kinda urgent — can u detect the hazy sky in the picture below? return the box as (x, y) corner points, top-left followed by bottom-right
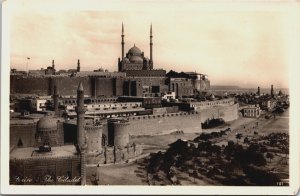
(9, 0), (300, 88)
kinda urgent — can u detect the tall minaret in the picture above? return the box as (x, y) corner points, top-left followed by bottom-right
(52, 60), (55, 69)
(77, 59), (80, 72)
(121, 23), (125, 60)
(271, 84), (274, 97)
(150, 23), (153, 68)
(257, 86), (260, 96)
(75, 82), (87, 185)
(53, 85), (59, 116)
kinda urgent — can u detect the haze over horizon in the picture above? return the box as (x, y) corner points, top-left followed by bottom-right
(8, 0), (298, 89)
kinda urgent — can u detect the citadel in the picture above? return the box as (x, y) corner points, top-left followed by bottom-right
(10, 24), (242, 185)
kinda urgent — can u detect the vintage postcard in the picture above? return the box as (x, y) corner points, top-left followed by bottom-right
(1, 0), (300, 195)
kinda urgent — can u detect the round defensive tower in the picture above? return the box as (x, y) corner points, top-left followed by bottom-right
(84, 123), (103, 153)
(113, 120), (130, 148)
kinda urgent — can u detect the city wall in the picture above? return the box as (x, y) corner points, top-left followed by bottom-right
(85, 144), (142, 165)
(126, 111), (202, 136)
(10, 77), (50, 95)
(113, 103), (239, 136)
(200, 103), (239, 122)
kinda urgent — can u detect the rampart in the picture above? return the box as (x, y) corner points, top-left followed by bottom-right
(200, 103), (239, 122)
(85, 144), (142, 165)
(126, 111), (202, 136)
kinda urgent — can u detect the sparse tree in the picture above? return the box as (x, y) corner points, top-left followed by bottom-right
(236, 134), (242, 143)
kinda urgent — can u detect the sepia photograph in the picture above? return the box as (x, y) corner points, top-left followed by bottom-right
(1, 0), (300, 195)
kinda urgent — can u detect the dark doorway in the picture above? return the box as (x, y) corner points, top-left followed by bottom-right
(63, 123), (77, 144)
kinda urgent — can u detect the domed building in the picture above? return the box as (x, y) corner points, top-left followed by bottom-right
(119, 44), (152, 71)
(118, 23), (153, 72)
(35, 113), (63, 147)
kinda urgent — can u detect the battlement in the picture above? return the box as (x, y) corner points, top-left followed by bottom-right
(84, 125), (102, 131)
(11, 155), (78, 161)
(129, 111), (200, 121)
(113, 121), (130, 127)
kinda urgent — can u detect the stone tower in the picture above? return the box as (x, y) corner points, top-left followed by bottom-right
(257, 86), (260, 96)
(150, 23), (153, 68)
(75, 81), (87, 185)
(77, 59), (80, 72)
(53, 85), (59, 116)
(121, 23), (125, 60)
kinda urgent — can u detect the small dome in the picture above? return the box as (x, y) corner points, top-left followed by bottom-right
(124, 58), (130, 63)
(128, 45), (142, 56)
(129, 56), (143, 63)
(37, 115), (58, 130)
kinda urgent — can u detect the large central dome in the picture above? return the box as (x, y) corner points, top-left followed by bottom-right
(128, 45), (142, 56)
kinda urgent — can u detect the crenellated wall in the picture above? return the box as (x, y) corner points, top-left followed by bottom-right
(200, 103), (239, 122)
(126, 111), (202, 136)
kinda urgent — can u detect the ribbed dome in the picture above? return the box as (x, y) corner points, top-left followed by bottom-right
(128, 45), (142, 56)
(37, 115), (58, 130)
(129, 55), (143, 63)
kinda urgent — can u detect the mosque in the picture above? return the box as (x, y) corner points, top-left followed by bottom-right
(118, 23), (153, 72)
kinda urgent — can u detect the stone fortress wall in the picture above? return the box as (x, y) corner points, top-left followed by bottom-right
(126, 111), (202, 136)
(108, 102), (239, 137)
(200, 103), (239, 122)
(10, 74), (210, 98)
(85, 144), (142, 165)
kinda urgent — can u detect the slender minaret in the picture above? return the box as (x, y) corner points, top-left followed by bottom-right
(52, 60), (55, 69)
(121, 23), (125, 60)
(77, 59), (80, 72)
(150, 23), (153, 68)
(75, 82), (87, 185)
(257, 86), (260, 96)
(271, 84), (274, 97)
(53, 85), (59, 116)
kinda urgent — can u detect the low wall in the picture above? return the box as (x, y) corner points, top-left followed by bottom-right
(85, 144), (143, 165)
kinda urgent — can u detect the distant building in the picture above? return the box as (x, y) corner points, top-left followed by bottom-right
(242, 105), (261, 118)
(259, 98), (277, 111)
(118, 24), (153, 72)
